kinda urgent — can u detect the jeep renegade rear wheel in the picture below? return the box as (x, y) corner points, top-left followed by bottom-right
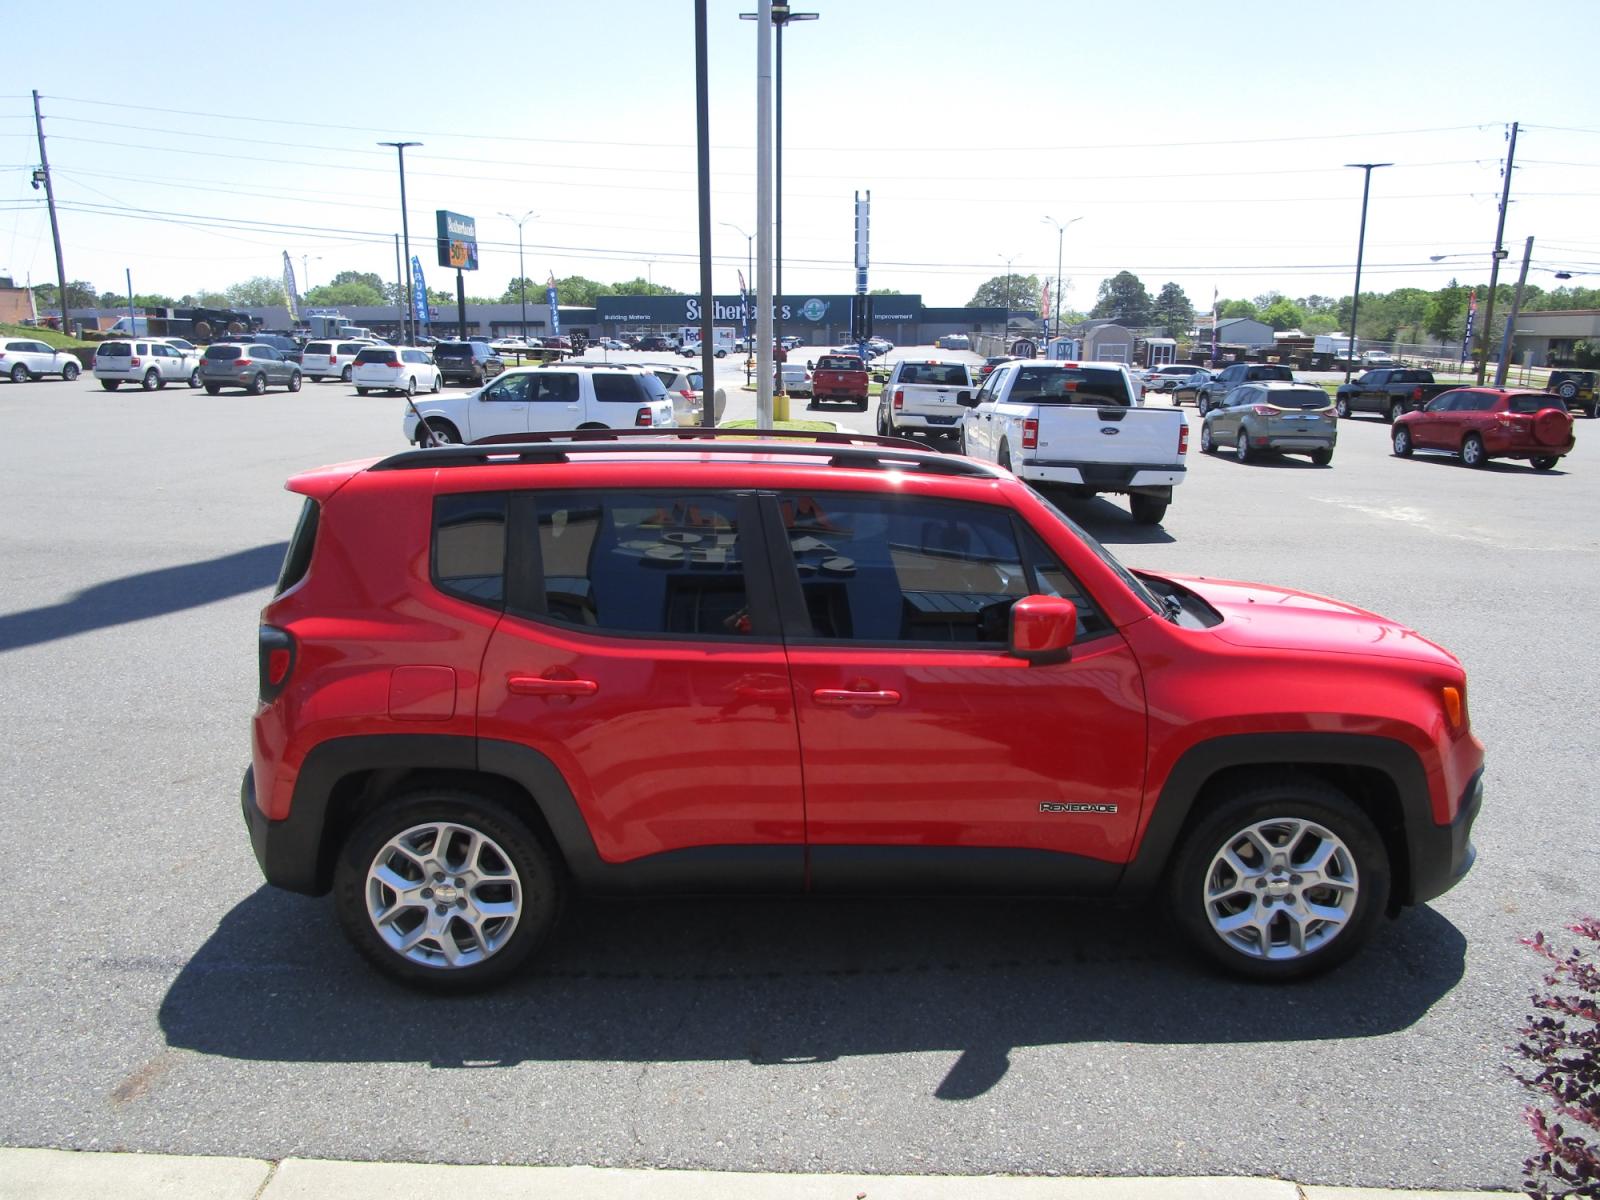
(1169, 778), (1389, 981)
(335, 791), (561, 992)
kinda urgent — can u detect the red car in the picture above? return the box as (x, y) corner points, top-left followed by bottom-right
(1391, 387), (1574, 469)
(243, 430), (1483, 991)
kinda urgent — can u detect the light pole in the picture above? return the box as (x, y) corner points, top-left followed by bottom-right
(499, 211), (536, 342)
(1343, 162), (1391, 383)
(721, 221), (753, 357)
(1042, 216), (1080, 342)
(300, 254), (320, 294)
(742, 3), (818, 396)
(999, 253), (1018, 344)
(379, 141), (421, 343)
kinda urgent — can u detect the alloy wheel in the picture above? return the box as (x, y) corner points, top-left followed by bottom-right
(1202, 817), (1358, 961)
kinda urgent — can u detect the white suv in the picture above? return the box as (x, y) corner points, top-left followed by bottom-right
(92, 339), (201, 391)
(352, 346), (442, 397)
(1, 338), (82, 383)
(403, 365), (676, 445)
(301, 338), (379, 383)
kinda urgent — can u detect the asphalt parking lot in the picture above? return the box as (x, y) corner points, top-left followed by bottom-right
(0, 360), (1595, 1190)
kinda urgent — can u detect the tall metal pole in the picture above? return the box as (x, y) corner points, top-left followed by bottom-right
(695, 0), (716, 425)
(755, 0), (774, 427)
(499, 212), (534, 341)
(774, 17), (784, 390)
(1476, 121), (1519, 385)
(32, 90), (70, 334)
(393, 234), (405, 343)
(1494, 235), (1534, 387)
(126, 268), (135, 334)
(1343, 162), (1391, 384)
(1043, 216), (1080, 343)
(380, 141), (422, 343)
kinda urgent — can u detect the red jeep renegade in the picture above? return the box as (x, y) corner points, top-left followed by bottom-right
(243, 430), (1483, 991)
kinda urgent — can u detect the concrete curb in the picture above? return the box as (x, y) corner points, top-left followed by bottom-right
(0, 1148), (1525, 1200)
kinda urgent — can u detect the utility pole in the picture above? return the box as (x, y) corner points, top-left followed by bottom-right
(1494, 235), (1534, 387)
(32, 90), (70, 334)
(1043, 216), (1080, 342)
(393, 234), (406, 343)
(126, 268), (135, 334)
(1343, 162), (1391, 383)
(379, 141), (421, 343)
(1475, 121), (1518, 385)
(499, 211), (535, 341)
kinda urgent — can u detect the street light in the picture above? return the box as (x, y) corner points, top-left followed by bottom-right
(378, 141), (421, 343)
(1042, 216), (1081, 342)
(300, 254), (320, 294)
(1343, 162), (1391, 383)
(499, 211), (537, 342)
(999, 253), (1018, 342)
(741, 2), (818, 392)
(721, 220), (753, 357)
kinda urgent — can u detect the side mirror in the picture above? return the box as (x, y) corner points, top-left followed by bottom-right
(956, 390), (978, 407)
(1009, 595), (1077, 665)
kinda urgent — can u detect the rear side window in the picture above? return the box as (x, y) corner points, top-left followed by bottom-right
(592, 374), (644, 403)
(433, 493), (506, 606)
(304, 342), (332, 355)
(276, 499), (320, 596)
(97, 342), (132, 358)
(1010, 366), (1131, 406)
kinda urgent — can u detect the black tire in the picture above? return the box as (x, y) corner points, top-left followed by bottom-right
(1199, 422), (1215, 454)
(1234, 430), (1251, 463)
(1334, 396), (1350, 419)
(430, 374), (442, 394)
(1129, 493), (1168, 525)
(1167, 775), (1390, 982)
(1531, 455), (1558, 471)
(404, 376), (417, 397)
(333, 790), (562, 993)
(341, 365), (353, 383)
(1392, 425), (1412, 457)
(100, 380), (120, 391)
(356, 387), (370, 396)
(249, 372), (267, 396)
(188, 368), (201, 389)
(1196, 394), (1209, 416)
(715, 349), (726, 358)
(856, 398), (869, 412)
(415, 419), (460, 446)
(1460, 432), (1486, 468)
(1310, 447), (1333, 466)
(9, 364), (28, 384)
(204, 384), (221, 396)
(1388, 401), (1405, 425)
(998, 442), (1012, 472)
(1556, 380), (1578, 401)
(141, 368), (160, 391)
(287, 371), (302, 393)
(61, 362), (79, 381)
(875, 403), (890, 436)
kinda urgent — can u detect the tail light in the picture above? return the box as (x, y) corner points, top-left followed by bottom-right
(892, 387), (904, 412)
(678, 389), (695, 402)
(385, 358), (401, 368)
(130, 356), (142, 367)
(233, 358), (251, 367)
(1021, 417), (1039, 450)
(1178, 423), (1189, 455)
(258, 626), (295, 703)
(635, 407), (653, 426)
(1251, 405), (1276, 415)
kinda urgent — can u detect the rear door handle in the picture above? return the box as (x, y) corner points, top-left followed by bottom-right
(812, 688), (901, 707)
(508, 675), (598, 697)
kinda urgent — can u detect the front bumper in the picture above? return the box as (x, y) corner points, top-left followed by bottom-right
(1406, 766), (1481, 905)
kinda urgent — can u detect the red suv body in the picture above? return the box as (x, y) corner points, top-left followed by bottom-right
(243, 431), (1483, 990)
(1391, 387), (1574, 469)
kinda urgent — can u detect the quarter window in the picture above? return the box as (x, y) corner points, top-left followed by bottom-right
(433, 493), (507, 606)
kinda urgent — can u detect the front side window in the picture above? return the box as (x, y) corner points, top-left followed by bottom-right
(529, 491), (750, 637)
(773, 492), (1096, 645)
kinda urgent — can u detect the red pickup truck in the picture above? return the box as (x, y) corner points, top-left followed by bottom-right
(810, 354), (869, 410)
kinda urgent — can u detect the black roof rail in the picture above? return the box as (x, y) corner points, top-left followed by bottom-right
(370, 427), (1001, 478)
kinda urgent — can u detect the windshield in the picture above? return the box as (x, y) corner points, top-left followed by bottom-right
(1029, 491), (1161, 616)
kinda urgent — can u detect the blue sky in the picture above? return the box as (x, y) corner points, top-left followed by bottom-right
(3, 0), (1597, 311)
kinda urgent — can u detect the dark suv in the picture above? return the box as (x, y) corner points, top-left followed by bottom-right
(243, 430), (1483, 991)
(1195, 363), (1295, 415)
(434, 341), (505, 385)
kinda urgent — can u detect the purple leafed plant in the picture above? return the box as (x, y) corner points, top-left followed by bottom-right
(1512, 917), (1600, 1199)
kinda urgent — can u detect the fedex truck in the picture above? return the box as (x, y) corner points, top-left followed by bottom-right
(677, 326), (736, 358)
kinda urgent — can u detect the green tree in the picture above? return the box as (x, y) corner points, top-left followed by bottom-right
(1425, 280), (1466, 340)
(180, 291), (230, 307)
(32, 280), (98, 309)
(968, 273), (1041, 311)
(869, 287), (903, 295)
(610, 276), (680, 297)
(1259, 297), (1306, 331)
(303, 281), (385, 307)
(1217, 299), (1258, 320)
(225, 276), (288, 307)
(1150, 282), (1194, 332)
(1090, 271), (1154, 325)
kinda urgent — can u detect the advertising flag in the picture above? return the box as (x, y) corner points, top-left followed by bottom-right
(1461, 289), (1478, 361)
(410, 256), (430, 331)
(1210, 286), (1219, 362)
(546, 274), (560, 336)
(281, 251), (300, 322)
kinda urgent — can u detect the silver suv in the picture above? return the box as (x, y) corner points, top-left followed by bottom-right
(198, 343), (304, 395)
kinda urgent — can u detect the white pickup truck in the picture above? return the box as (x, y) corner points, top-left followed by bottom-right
(876, 358), (975, 441)
(957, 359), (1187, 525)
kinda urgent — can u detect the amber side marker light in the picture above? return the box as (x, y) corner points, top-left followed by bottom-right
(1442, 686), (1464, 729)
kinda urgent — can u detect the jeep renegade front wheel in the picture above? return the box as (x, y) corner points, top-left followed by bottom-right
(334, 791), (562, 992)
(1168, 778), (1389, 981)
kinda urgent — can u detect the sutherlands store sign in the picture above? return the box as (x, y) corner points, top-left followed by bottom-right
(596, 295), (922, 325)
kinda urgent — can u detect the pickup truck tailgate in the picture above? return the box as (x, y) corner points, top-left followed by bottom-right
(1033, 405), (1185, 466)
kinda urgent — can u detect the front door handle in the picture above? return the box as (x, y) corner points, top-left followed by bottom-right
(508, 674), (598, 697)
(812, 688), (901, 707)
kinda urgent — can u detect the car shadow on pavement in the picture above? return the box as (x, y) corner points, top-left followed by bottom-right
(159, 888), (1465, 1099)
(1040, 493), (1177, 545)
(0, 542), (287, 653)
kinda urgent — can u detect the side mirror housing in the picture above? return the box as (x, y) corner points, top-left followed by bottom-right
(1009, 595), (1077, 665)
(956, 390), (978, 407)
